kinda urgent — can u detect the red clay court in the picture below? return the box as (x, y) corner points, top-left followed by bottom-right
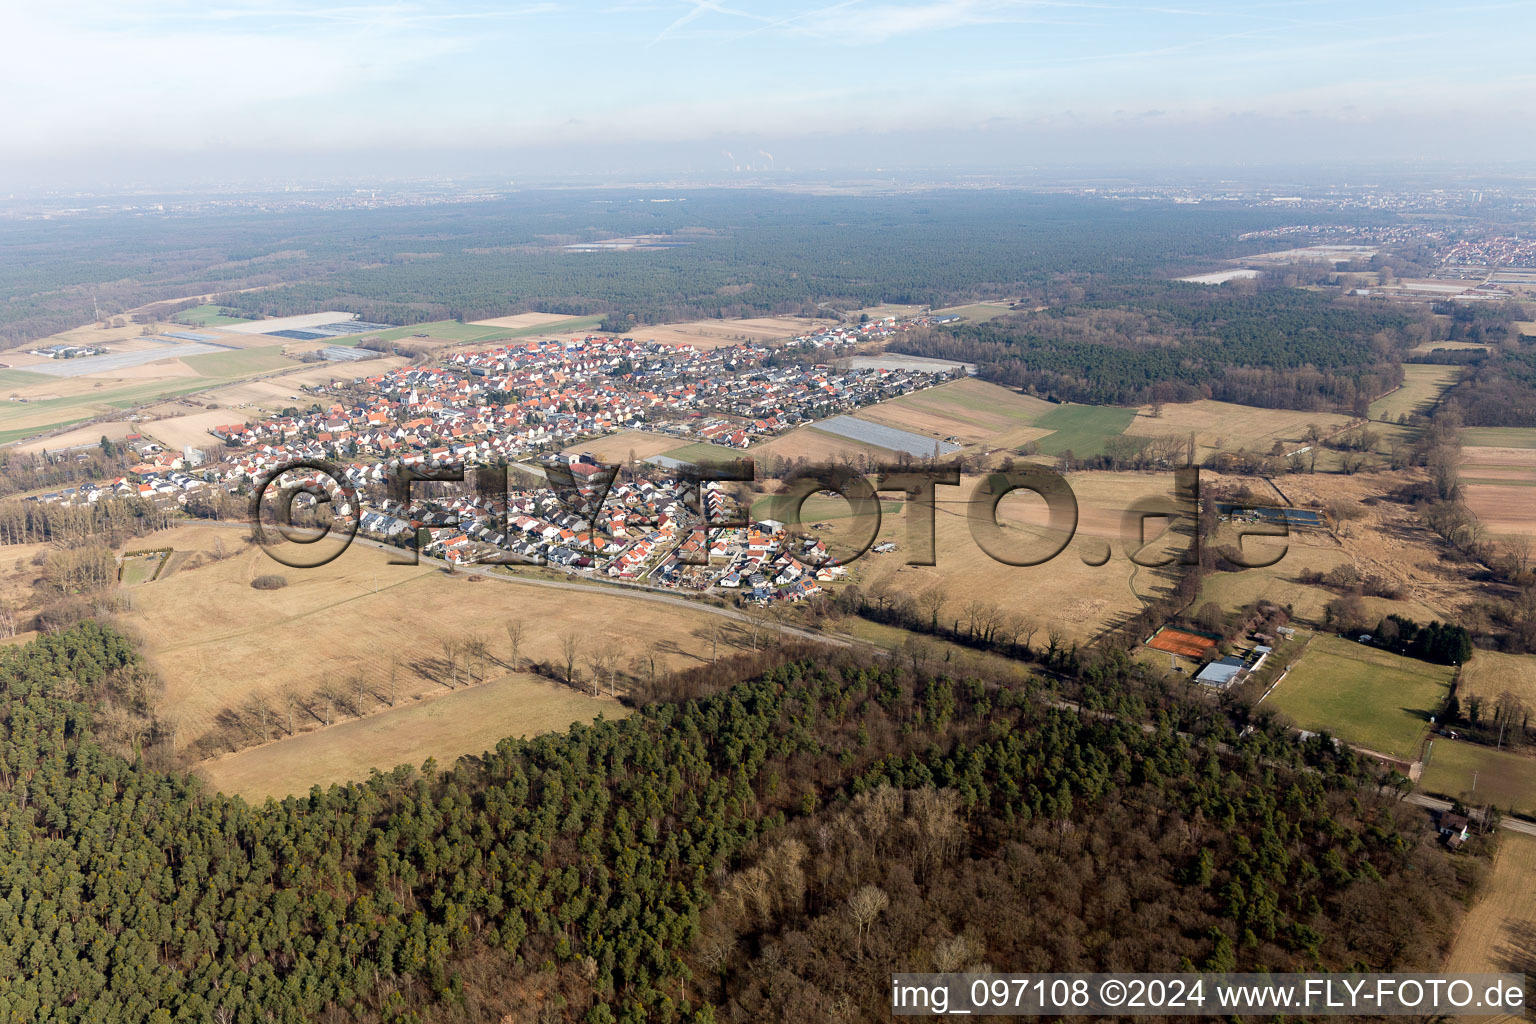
(1147, 626), (1219, 660)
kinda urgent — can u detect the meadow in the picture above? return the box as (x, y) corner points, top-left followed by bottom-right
(1030, 404), (1139, 457)
(1458, 649), (1536, 710)
(1368, 364), (1460, 423)
(1266, 633), (1452, 758)
(124, 526), (725, 753)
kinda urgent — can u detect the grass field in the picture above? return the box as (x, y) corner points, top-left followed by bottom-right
(1459, 650), (1536, 710)
(1369, 364), (1460, 422)
(0, 368), (49, 388)
(1266, 634), (1453, 758)
(1421, 739), (1536, 817)
(1444, 832), (1536, 1004)
(931, 302), (1015, 323)
(1031, 404), (1139, 457)
(1463, 428), (1536, 449)
(853, 377), (1054, 449)
(198, 672), (627, 801)
(175, 304), (257, 328)
(181, 346), (292, 377)
(662, 439), (752, 464)
(119, 551), (167, 586)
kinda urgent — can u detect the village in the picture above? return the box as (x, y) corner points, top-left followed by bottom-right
(21, 317), (961, 605)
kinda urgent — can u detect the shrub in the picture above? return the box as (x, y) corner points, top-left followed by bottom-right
(251, 574), (288, 590)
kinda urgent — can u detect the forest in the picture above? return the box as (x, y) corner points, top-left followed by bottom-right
(0, 191), (1346, 347)
(0, 621), (1478, 1023)
(890, 283), (1413, 412)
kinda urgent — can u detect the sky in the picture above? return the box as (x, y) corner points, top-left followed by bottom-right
(5, 0), (1536, 186)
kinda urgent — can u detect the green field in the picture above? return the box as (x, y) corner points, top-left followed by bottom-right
(0, 378), (251, 445)
(357, 315), (602, 345)
(181, 346), (292, 376)
(1032, 404), (1139, 457)
(657, 440), (744, 464)
(1369, 365), (1459, 423)
(175, 304), (258, 328)
(1420, 738), (1536, 816)
(119, 552), (168, 586)
(1267, 634), (1453, 758)
(1462, 427), (1536, 449)
(0, 368), (49, 388)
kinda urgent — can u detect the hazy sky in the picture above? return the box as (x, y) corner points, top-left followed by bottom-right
(6, 0), (1536, 184)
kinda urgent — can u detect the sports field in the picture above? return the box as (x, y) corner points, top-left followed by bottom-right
(1266, 634), (1453, 758)
(1031, 405), (1139, 458)
(198, 672), (627, 801)
(1147, 626), (1218, 659)
(1421, 739), (1536, 817)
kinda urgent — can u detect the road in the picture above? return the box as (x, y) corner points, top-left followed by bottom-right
(1405, 792), (1536, 838)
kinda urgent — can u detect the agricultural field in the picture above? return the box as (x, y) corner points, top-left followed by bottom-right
(10, 418), (138, 455)
(1459, 650), (1536, 710)
(1265, 633), (1452, 759)
(747, 424), (894, 466)
(124, 525), (726, 752)
(1462, 428), (1536, 449)
(1126, 400), (1353, 460)
(198, 672), (628, 802)
(659, 439), (750, 465)
(1031, 404), (1139, 457)
(632, 316), (830, 349)
(1421, 739), (1536, 818)
(1444, 832), (1536, 1000)
(1368, 365), (1459, 423)
(829, 470), (1191, 643)
(139, 409), (254, 451)
(853, 377), (1055, 450)
(1461, 443), (1536, 538)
